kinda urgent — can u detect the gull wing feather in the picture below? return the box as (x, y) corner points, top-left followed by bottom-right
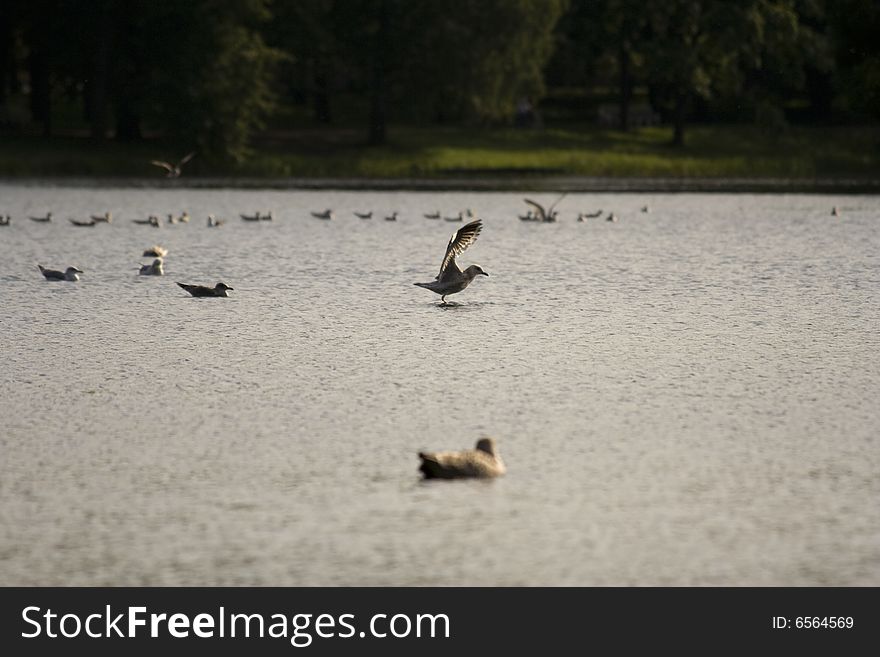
(547, 192), (568, 215)
(437, 219), (482, 278)
(151, 160), (173, 172)
(523, 198), (547, 221)
(178, 151), (196, 167)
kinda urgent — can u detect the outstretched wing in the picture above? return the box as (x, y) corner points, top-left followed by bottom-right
(151, 160), (173, 172)
(523, 198), (547, 221)
(547, 192), (567, 215)
(178, 152), (196, 167)
(438, 219), (482, 278)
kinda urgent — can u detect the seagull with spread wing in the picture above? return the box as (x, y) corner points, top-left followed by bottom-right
(151, 152), (196, 178)
(413, 219), (488, 304)
(523, 193), (567, 223)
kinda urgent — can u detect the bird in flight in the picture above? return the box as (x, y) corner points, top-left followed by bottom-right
(151, 152), (196, 178)
(414, 219), (487, 304)
(523, 193), (567, 222)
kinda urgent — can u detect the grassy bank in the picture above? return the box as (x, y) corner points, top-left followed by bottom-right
(1, 124), (878, 180)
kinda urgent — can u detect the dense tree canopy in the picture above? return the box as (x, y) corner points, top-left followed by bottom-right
(0, 0), (876, 160)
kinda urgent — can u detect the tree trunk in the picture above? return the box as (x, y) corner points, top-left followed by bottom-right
(27, 45), (51, 136)
(115, 98), (142, 141)
(89, 5), (113, 139)
(313, 62), (331, 124)
(672, 91), (686, 147)
(368, 0), (389, 146)
(618, 44), (632, 131)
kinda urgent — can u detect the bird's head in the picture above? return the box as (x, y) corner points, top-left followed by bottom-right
(215, 282), (233, 292)
(475, 437), (499, 456)
(465, 264), (488, 278)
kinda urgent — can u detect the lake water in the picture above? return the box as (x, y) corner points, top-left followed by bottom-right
(1, 183), (878, 586)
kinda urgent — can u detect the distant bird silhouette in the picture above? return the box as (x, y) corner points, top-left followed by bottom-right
(69, 218), (95, 227)
(240, 211), (261, 222)
(177, 282), (234, 298)
(423, 211), (441, 220)
(641, 205), (650, 213)
(418, 437), (506, 479)
(139, 258), (164, 276)
(444, 212), (464, 222)
(354, 211), (373, 219)
(207, 215), (224, 227)
(414, 219), (487, 304)
(311, 209), (334, 220)
(582, 209), (602, 219)
(38, 265), (82, 281)
(143, 245), (168, 257)
(0, 215), (10, 226)
(177, 211), (190, 223)
(519, 211), (538, 222)
(260, 211), (274, 221)
(133, 215), (161, 227)
(29, 212), (52, 223)
(91, 211), (112, 223)
(166, 213), (177, 225)
(831, 206), (840, 216)
(151, 152), (195, 178)
(606, 212), (618, 222)
(524, 193), (566, 222)
(385, 211), (399, 222)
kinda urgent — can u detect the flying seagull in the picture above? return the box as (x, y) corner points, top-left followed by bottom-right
(38, 265), (82, 281)
(523, 193), (567, 222)
(151, 152), (196, 178)
(176, 282), (234, 298)
(414, 219), (487, 304)
(418, 438), (506, 479)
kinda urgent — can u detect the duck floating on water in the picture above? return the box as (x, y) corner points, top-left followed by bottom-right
(177, 282), (234, 297)
(139, 259), (164, 276)
(38, 265), (82, 281)
(418, 438), (506, 479)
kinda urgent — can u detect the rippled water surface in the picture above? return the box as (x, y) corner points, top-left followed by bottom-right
(1, 184), (878, 585)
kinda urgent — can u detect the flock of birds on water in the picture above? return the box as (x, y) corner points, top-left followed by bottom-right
(3, 160), (849, 475)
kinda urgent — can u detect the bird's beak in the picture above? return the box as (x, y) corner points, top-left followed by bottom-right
(482, 271), (489, 276)
(227, 287), (234, 291)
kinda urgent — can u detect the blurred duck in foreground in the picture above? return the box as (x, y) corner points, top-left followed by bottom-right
(418, 438), (506, 479)
(143, 245), (167, 257)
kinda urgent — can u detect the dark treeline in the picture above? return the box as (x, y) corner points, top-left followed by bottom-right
(0, 0), (878, 162)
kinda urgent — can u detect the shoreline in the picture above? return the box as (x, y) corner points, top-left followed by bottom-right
(3, 175), (880, 193)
